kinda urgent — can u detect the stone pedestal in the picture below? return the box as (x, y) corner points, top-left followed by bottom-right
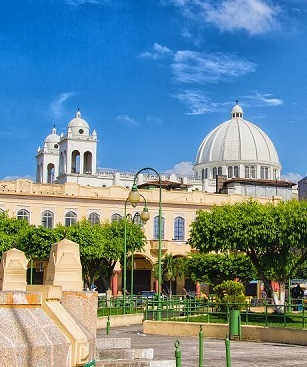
(45, 238), (83, 291)
(0, 248), (28, 291)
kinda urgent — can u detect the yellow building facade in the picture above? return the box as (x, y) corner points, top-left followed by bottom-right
(0, 178), (277, 294)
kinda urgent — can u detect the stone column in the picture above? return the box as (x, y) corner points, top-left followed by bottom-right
(195, 282), (200, 297)
(112, 271), (118, 296)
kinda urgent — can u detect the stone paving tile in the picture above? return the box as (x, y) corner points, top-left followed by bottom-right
(97, 324), (307, 367)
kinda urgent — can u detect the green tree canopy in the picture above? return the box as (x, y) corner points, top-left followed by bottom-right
(1, 213), (147, 290)
(0, 212), (30, 256)
(214, 280), (246, 310)
(18, 225), (61, 260)
(188, 199), (307, 304)
(184, 253), (256, 286)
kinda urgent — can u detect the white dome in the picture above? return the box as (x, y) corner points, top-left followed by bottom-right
(44, 127), (60, 152)
(67, 110), (89, 136)
(194, 104), (281, 180)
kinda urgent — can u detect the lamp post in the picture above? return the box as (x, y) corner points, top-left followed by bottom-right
(123, 194), (150, 312)
(130, 210), (147, 295)
(128, 167), (162, 320)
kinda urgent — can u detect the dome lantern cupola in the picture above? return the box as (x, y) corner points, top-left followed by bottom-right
(231, 101), (243, 119)
(67, 109), (90, 137)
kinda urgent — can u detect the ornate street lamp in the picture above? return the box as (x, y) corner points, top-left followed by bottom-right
(128, 167), (162, 320)
(123, 194), (150, 311)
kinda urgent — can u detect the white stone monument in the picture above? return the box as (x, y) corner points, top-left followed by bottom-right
(45, 238), (83, 291)
(0, 248), (28, 291)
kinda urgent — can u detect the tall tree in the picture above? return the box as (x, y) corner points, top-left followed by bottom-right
(65, 218), (147, 289)
(18, 225), (61, 260)
(184, 253), (256, 286)
(188, 199), (307, 305)
(0, 212), (30, 256)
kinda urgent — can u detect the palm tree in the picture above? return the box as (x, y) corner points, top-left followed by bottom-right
(161, 253), (185, 297)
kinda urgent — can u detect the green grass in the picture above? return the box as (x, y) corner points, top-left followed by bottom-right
(97, 306), (143, 317)
(170, 312), (307, 329)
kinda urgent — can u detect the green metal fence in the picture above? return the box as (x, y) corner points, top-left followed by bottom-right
(98, 294), (307, 329)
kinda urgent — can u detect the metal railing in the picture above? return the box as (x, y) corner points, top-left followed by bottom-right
(97, 294), (307, 329)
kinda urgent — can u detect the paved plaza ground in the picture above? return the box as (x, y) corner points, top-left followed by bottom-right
(97, 323), (307, 366)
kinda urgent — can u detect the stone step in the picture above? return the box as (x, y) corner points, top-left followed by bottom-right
(95, 336), (175, 367)
(96, 359), (176, 367)
(96, 337), (131, 350)
(97, 347), (154, 360)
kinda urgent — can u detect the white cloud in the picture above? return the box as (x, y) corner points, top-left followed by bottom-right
(280, 172), (303, 184)
(258, 94), (283, 106)
(1, 175), (35, 181)
(50, 92), (74, 119)
(116, 115), (139, 127)
(139, 42), (173, 60)
(166, 161), (194, 175)
(204, 0), (280, 35)
(163, 0), (280, 35)
(146, 116), (164, 125)
(65, 0), (104, 5)
(171, 89), (223, 115)
(244, 92), (283, 107)
(172, 51), (256, 84)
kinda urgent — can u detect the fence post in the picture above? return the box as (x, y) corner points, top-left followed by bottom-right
(106, 315), (110, 335)
(225, 334), (231, 367)
(174, 340), (181, 367)
(199, 325), (204, 367)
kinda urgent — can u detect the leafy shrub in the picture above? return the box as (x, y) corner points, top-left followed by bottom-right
(214, 280), (246, 310)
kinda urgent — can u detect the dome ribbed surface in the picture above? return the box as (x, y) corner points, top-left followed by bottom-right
(195, 114), (280, 167)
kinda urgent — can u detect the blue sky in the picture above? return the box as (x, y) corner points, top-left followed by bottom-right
(1, 0), (307, 183)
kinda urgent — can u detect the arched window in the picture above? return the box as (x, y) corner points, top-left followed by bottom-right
(71, 150), (80, 174)
(245, 166), (250, 178)
(212, 167), (217, 178)
(41, 210), (54, 228)
(273, 169), (277, 180)
(111, 213), (122, 222)
(17, 209), (30, 222)
(234, 166), (239, 177)
(228, 166), (233, 178)
(174, 216), (185, 241)
(218, 167), (222, 175)
(60, 152), (65, 174)
(261, 166), (269, 179)
(88, 212), (100, 225)
(154, 216), (165, 240)
(83, 151), (93, 174)
(251, 166), (256, 178)
(132, 212), (142, 225)
(47, 163), (55, 183)
(65, 211), (77, 227)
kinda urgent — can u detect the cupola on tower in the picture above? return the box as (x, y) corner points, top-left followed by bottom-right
(36, 110), (98, 185)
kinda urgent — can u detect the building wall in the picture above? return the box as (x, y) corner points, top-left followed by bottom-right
(0, 179), (278, 293)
